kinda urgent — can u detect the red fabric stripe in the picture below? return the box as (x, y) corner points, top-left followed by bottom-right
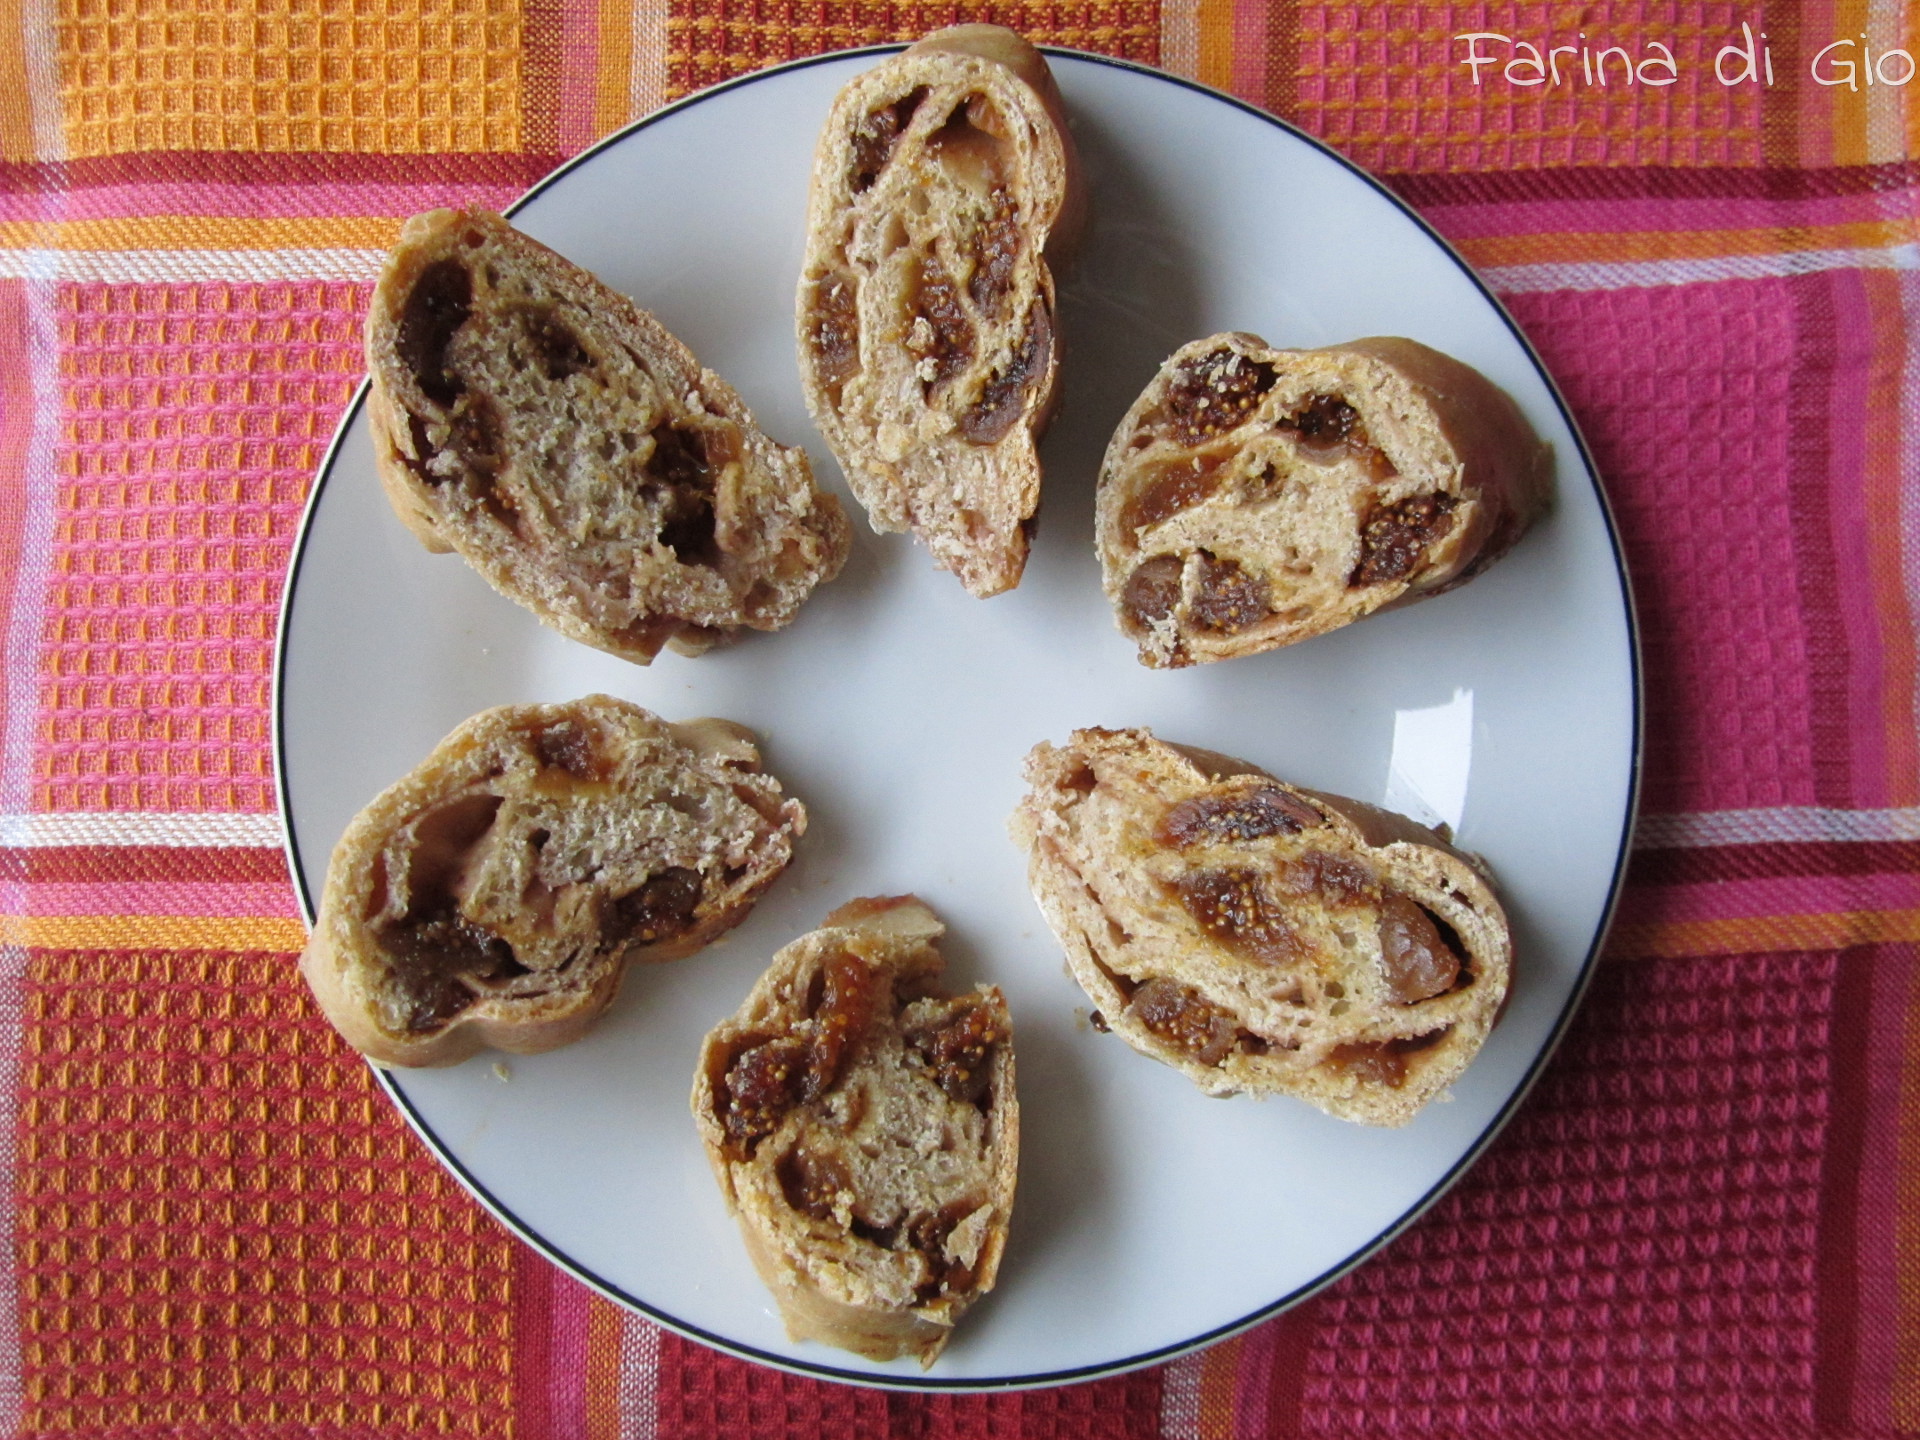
(1813, 942), (1874, 1429)
(1786, 271), (1861, 809)
(1258, 1298), (1324, 1437)
(1627, 841), (1920, 888)
(0, 845), (290, 885)
(1384, 158), (1920, 209)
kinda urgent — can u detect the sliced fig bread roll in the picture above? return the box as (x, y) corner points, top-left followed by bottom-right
(368, 207), (850, 663)
(693, 896), (1017, 1366)
(797, 26), (1082, 597)
(1098, 335), (1552, 666)
(1011, 728), (1510, 1126)
(301, 696), (805, 1068)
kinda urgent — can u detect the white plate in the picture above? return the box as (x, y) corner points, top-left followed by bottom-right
(275, 49), (1638, 1390)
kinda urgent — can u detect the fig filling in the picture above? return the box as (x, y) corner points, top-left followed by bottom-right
(908, 999), (1007, 1105)
(717, 955), (878, 1159)
(1187, 552), (1271, 634)
(645, 423), (725, 566)
(1120, 554), (1185, 630)
(1127, 977), (1237, 1065)
(531, 719), (608, 780)
(397, 258), (473, 407)
(909, 257), (974, 389)
(850, 87), (927, 192)
(379, 901), (526, 1033)
(1170, 868), (1304, 963)
(1351, 493), (1458, 587)
(1158, 349), (1278, 444)
(959, 304), (1051, 445)
(967, 188), (1020, 316)
(1377, 891), (1464, 1003)
(1327, 1028), (1452, 1088)
(1122, 451), (1227, 534)
(808, 273), (861, 400)
(605, 867), (703, 948)
(1159, 785), (1323, 846)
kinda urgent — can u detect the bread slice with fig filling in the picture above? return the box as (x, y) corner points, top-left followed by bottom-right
(693, 896), (1017, 1366)
(300, 695), (805, 1068)
(797, 25), (1082, 597)
(1097, 334), (1552, 667)
(1010, 727), (1510, 1126)
(367, 207), (850, 663)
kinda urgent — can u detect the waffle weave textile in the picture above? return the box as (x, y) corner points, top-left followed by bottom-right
(1, 0), (1918, 1434)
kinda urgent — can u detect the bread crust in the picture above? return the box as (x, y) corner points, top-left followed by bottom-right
(1010, 728), (1511, 1126)
(692, 896), (1018, 1365)
(300, 696), (806, 1067)
(367, 208), (850, 663)
(1097, 334), (1552, 666)
(797, 26), (1082, 597)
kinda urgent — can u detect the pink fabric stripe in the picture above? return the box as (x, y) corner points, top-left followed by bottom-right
(555, 0), (601, 154)
(22, 882), (301, 919)
(1616, 872), (1920, 927)
(1418, 189), (1920, 242)
(1847, 942), (1913, 1431)
(546, 1273), (592, 1438)
(0, 182), (530, 225)
(1229, 0), (1268, 106)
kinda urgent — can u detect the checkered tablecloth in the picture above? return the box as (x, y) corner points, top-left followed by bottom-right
(1, 0), (1916, 1434)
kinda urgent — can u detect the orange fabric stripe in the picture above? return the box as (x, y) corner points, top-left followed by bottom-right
(0, 0), (35, 162)
(584, 1293), (625, 1440)
(0, 915), (308, 952)
(1458, 218), (1920, 271)
(596, 0), (636, 137)
(1198, 1332), (1243, 1437)
(1608, 909), (1920, 961)
(0, 216), (399, 254)
(1194, 0), (1237, 93)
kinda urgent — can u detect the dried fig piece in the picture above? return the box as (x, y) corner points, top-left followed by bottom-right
(1169, 867), (1305, 963)
(1159, 348), (1278, 444)
(1126, 978), (1237, 1065)
(1377, 891), (1462, 1003)
(959, 304), (1051, 445)
(1160, 785), (1323, 846)
(1351, 493), (1458, 587)
(1187, 552), (1271, 634)
(397, 258), (472, 407)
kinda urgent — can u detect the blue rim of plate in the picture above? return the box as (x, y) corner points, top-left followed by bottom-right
(273, 42), (1644, 1393)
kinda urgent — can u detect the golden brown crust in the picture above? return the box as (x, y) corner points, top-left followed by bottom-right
(1010, 728), (1511, 1126)
(691, 896), (1017, 1365)
(299, 696), (805, 1067)
(796, 26), (1082, 597)
(367, 208), (850, 663)
(1097, 334), (1552, 666)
